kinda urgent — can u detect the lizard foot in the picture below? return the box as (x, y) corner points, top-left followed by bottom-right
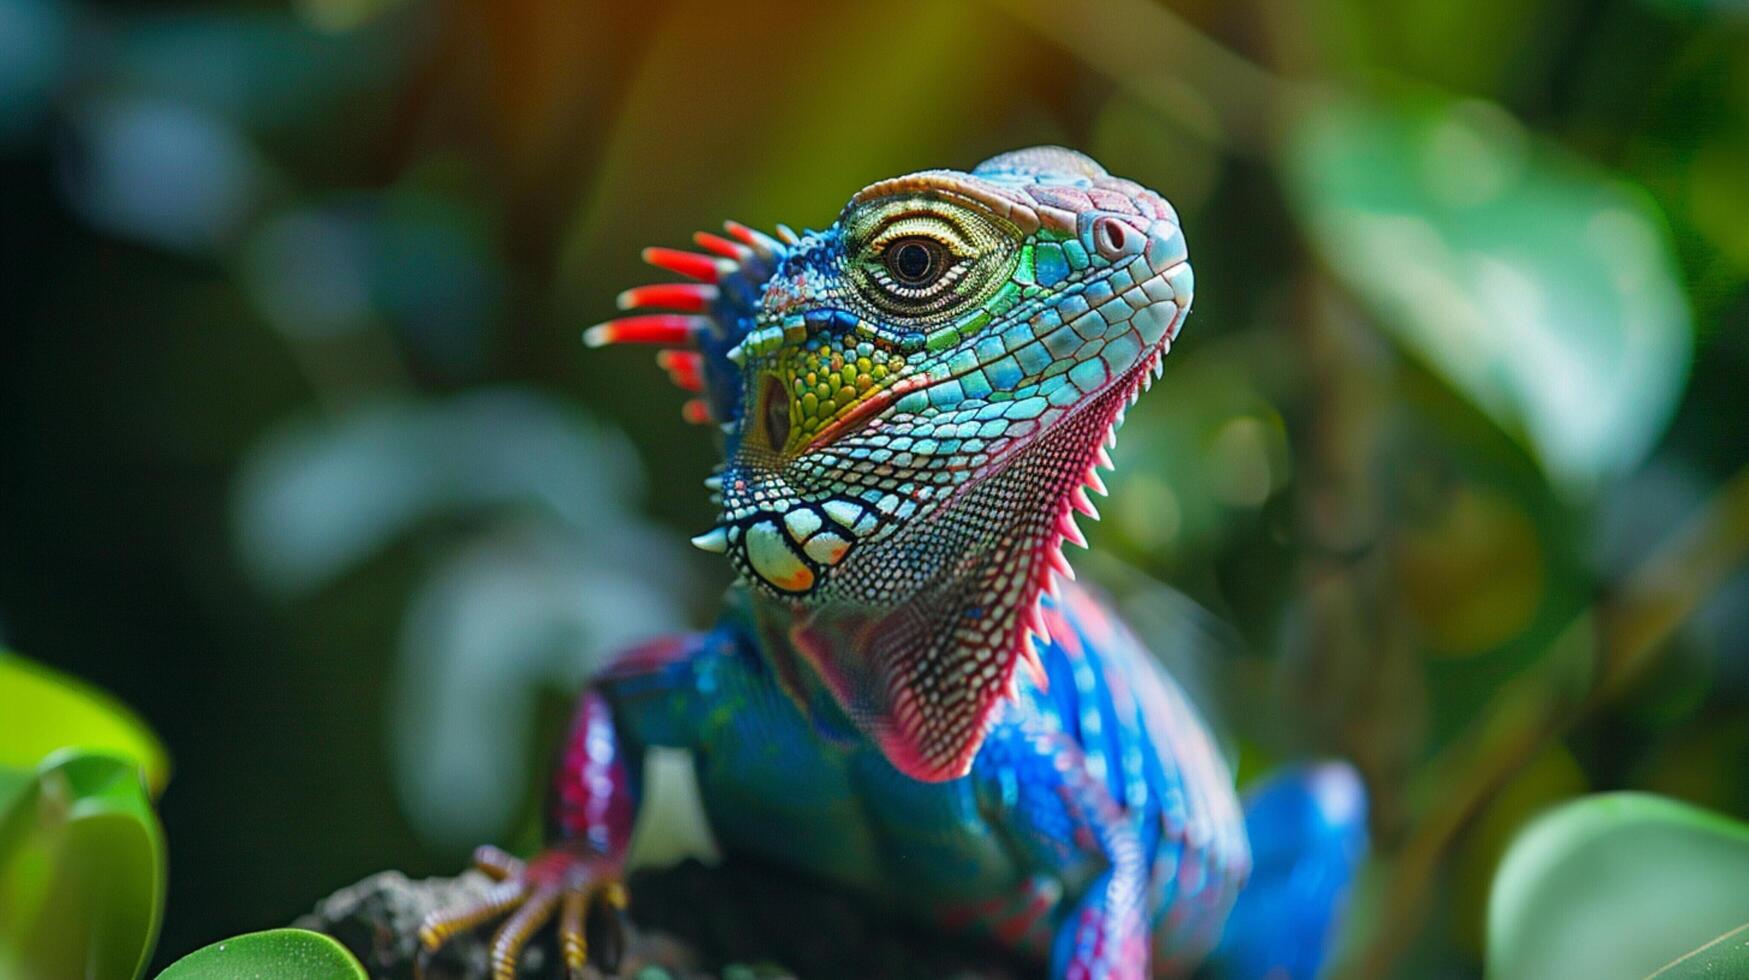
(416, 843), (629, 980)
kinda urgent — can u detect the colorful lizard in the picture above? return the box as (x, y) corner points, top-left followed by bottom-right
(417, 147), (1368, 979)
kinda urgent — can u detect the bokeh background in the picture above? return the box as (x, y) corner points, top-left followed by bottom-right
(2, 0), (1747, 975)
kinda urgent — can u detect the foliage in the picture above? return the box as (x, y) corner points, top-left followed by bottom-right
(0, 750), (164, 980)
(0, 652), (372, 977)
(1487, 793), (1749, 979)
(1286, 89), (1692, 494)
(0, 654), (167, 978)
(1647, 924), (1749, 980)
(155, 928), (368, 980)
(0, 653), (171, 796)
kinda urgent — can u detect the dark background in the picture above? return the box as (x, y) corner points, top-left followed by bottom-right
(2, 0), (1747, 975)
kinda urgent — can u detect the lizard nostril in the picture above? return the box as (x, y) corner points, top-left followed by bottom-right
(1093, 217), (1133, 260)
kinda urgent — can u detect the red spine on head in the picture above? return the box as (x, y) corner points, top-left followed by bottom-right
(641, 247), (721, 283)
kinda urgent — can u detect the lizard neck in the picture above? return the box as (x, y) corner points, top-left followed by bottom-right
(738, 369), (1134, 780)
(739, 588), (863, 746)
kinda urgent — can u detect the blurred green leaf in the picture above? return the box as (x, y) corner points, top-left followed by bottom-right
(1647, 922), (1749, 978)
(1647, 923), (1749, 979)
(390, 518), (691, 849)
(0, 0), (72, 148)
(1285, 91), (1692, 493)
(231, 390), (650, 597)
(59, 95), (270, 256)
(0, 752), (166, 980)
(1321, 0), (1559, 93)
(155, 928), (367, 979)
(1487, 793), (1749, 980)
(0, 769), (28, 818)
(108, 10), (408, 136)
(0, 651), (170, 796)
(232, 391), (692, 848)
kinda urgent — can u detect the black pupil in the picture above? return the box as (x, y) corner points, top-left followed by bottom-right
(890, 240), (936, 284)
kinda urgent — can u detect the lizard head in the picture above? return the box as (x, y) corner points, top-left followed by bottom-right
(589, 147), (1192, 780)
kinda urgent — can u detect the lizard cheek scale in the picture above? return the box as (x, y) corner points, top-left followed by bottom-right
(434, 146), (1381, 980)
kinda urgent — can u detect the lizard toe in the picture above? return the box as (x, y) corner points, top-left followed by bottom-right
(416, 844), (630, 978)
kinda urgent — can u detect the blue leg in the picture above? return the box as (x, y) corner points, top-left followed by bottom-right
(975, 705), (1151, 980)
(1208, 762), (1368, 980)
(416, 631), (720, 978)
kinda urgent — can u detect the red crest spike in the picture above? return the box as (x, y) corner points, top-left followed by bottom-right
(681, 398), (714, 425)
(582, 314), (707, 348)
(617, 283), (718, 313)
(692, 231), (751, 262)
(722, 221), (761, 246)
(722, 221), (781, 262)
(655, 350), (705, 392)
(641, 247), (722, 283)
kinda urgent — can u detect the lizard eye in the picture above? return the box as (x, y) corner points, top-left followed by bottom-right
(843, 199), (1020, 323)
(860, 231), (971, 314)
(869, 233), (963, 304)
(884, 237), (945, 287)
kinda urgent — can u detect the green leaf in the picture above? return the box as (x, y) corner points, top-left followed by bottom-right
(1284, 91), (1692, 494)
(0, 769), (29, 817)
(1487, 792), (1749, 980)
(1647, 923), (1749, 979)
(155, 928), (368, 979)
(0, 651), (170, 796)
(0, 751), (167, 980)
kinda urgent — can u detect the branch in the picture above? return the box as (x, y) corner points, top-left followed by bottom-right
(296, 858), (1031, 980)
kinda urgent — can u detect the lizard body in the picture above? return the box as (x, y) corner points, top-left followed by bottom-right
(420, 148), (1367, 980)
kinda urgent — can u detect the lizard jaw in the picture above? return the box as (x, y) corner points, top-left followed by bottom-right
(769, 343), (1171, 783)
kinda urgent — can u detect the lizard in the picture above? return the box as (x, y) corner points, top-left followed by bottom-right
(416, 146), (1368, 980)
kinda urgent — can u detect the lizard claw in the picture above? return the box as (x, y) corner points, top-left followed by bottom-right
(417, 843), (630, 979)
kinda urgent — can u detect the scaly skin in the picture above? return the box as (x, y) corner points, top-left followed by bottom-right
(418, 148), (1368, 979)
